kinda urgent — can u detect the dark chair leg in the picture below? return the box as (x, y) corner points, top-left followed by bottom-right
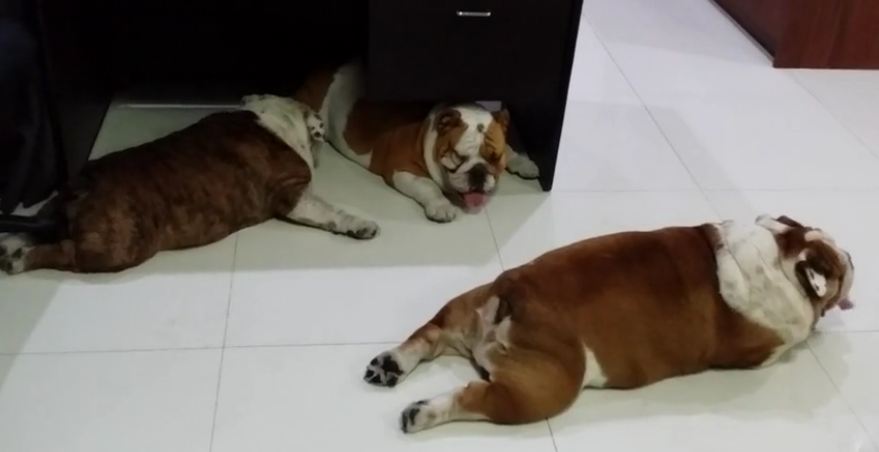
(0, 19), (62, 235)
(0, 215), (57, 234)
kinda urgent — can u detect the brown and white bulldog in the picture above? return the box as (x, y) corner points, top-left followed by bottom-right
(364, 215), (855, 433)
(295, 63), (539, 222)
(0, 95), (378, 274)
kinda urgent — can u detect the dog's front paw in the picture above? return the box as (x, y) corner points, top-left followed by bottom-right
(0, 234), (30, 259)
(364, 351), (406, 387)
(425, 202), (458, 223)
(400, 400), (431, 433)
(400, 397), (455, 433)
(345, 217), (380, 240)
(507, 153), (540, 180)
(0, 247), (27, 275)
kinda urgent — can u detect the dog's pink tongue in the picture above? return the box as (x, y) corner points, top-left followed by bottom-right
(839, 298), (855, 310)
(462, 192), (489, 211)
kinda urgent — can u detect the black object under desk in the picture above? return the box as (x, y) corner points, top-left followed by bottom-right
(0, 0), (583, 232)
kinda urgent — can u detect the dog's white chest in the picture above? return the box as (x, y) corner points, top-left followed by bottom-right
(582, 346), (608, 388)
(714, 222), (814, 359)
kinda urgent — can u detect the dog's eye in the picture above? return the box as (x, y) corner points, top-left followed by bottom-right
(443, 151), (463, 170)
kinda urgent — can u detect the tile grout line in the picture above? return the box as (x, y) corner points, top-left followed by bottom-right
(220, 234), (240, 350)
(207, 233), (240, 452)
(7, 331), (879, 358)
(0, 341), (407, 357)
(206, 346), (227, 452)
(787, 71), (879, 161)
(700, 187), (879, 193)
(483, 209), (509, 270)
(814, 329), (879, 335)
(549, 187), (700, 195)
(0, 346), (222, 357)
(531, 186), (879, 195)
(225, 340), (399, 349)
(546, 419), (560, 452)
(806, 342), (879, 450)
(580, 16), (720, 218)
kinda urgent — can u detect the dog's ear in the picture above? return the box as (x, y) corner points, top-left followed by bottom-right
(795, 242), (843, 300)
(493, 109), (510, 134)
(435, 108), (463, 133)
(795, 260), (828, 299)
(776, 215), (806, 229)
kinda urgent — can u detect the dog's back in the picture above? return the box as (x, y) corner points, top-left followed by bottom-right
(1, 95), (383, 274)
(495, 226), (780, 388)
(50, 110), (310, 272)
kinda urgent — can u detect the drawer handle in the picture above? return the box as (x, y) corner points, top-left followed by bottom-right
(456, 10), (492, 18)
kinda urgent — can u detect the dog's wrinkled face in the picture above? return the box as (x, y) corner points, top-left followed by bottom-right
(757, 215), (855, 321)
(432, 105), (510, 211)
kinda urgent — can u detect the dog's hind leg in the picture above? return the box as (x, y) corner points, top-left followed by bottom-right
(363, 284), (496, 388)
(0, 239), (75, 274)
(6, 236), (156, 274)
(399, 328), (585, 433)
(505, 145), (540, 180)
(21, 240), (76, 273)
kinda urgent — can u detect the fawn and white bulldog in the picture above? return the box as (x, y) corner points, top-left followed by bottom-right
(364, 215), (855, 433)
(295, 63), (539, 222)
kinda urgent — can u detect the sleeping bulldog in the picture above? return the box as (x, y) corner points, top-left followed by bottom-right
(295, 63), (539, 222)
(364, 215), (855, 433)
(0, 96), (378, 274)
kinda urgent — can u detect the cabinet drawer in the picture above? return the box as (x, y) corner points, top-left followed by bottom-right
(367, 0), (573, 101)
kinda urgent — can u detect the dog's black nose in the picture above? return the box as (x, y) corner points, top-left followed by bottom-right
(468, 164), (488, 190)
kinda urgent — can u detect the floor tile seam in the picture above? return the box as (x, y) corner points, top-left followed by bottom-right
(545, 418), (561, 452)
(0, 341), (407, 357)
(483, 210), (509, 271)
(581, 16), (720, 218)
(788, 72), (879, 161)
(806, 342), (879, 450)
(208, 232), (240, 452)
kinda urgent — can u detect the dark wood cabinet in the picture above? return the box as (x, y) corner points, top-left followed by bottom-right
(714, 0), (879, 69)
(368, 0), (583, 189)
(367, 0), (573, 102)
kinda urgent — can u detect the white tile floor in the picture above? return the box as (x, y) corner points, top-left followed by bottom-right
(2, 0), (879, 450)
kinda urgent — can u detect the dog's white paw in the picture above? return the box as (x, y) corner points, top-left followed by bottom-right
(425, 201), (458, 223)
(335, 210), (379, 240)
(364, 351), (407, 387)
(0, 235), (31, 274)
(342, 216), (379, 240)
(0, 234), (31, 258)
(400, 395), (455, 433)
(507, 152), (540, 180)
(0, 246), (28, 275)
